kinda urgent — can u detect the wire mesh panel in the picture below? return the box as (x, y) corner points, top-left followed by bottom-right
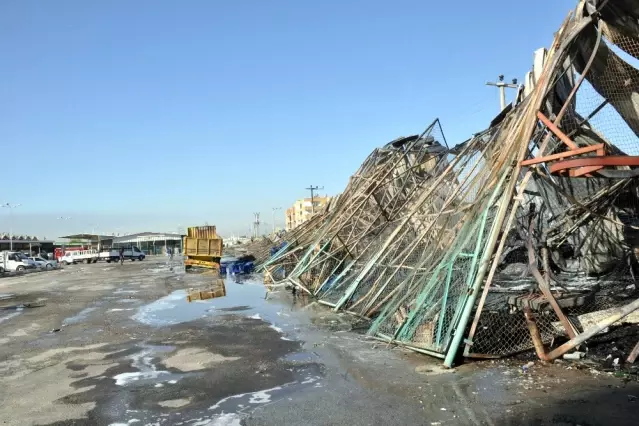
(258, 2), (639, 363)
(258, 209), (333, 284)
(466, 3), (639, 358)
(286, 120), (450, 299)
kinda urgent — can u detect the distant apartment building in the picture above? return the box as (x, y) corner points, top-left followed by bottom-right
(285, 196), (330, 231)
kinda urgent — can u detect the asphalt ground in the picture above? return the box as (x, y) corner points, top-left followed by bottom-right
(1, 258), (638, 425)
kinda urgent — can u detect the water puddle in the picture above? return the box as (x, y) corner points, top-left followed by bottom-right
(283, 351), (322, 363)
(132, 278), (308, 338)
(218, 305), (251, 312)
(62, 307), (97, 326)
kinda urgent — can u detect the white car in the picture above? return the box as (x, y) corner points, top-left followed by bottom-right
(29, 256), (57, 269)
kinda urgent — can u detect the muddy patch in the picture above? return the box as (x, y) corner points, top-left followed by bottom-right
(162, 347), (240, 372)
(158, 398), (191, 408)
(0, 343), (118, 424)
(8, 322), (41, 337)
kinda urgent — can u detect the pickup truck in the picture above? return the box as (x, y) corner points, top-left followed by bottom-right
(99, 247), (146, 263)
(59, 250), (99, 265)
(0, 251), (38, 272)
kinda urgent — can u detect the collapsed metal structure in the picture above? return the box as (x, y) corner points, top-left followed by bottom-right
(257, 0), (639, 365)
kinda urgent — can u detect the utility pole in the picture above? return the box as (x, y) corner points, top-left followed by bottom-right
(87, 223), (100, 250)
(305, 185), (324, 214)
(486, 75), (518, 111)
(253, 213), (261, 238)
(2, 203), (21, 250)
(271, 207), (282, 234)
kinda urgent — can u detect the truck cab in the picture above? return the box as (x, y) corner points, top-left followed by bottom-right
(0, 251), (37, 272)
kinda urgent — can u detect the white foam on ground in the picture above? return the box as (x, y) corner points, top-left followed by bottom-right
(248, 313), (261, 320)
(62, 306), (97, 325)
(249, 386), (281, 404)
(301, 375), (321, 385)
(209, 383), (290, 411)
(269, 324), (284, 333)
(0, 312), (21, 324)
(108, 308), (134, 312)
(113, 371), (169, 386)
(112, 349), (170, 386)
(208, 393), (248, 411)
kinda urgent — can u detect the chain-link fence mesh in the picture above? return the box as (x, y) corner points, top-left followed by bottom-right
(283, 121), (450, 299)
(256, 2), (639, 362)
(366, 119), (517, 355)
(465, 6), (639, 358)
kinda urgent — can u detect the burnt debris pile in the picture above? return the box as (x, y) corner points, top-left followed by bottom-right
(252, 0), (639, 366)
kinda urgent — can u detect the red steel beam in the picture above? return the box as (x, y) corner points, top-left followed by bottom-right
(520, 143), (604, 166)
(550, 155), (639, 176)
(537, 111), (579, 150)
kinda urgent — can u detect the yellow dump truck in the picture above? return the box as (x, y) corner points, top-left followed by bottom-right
(183, 225), (223, 271)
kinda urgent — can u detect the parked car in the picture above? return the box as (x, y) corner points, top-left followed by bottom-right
(28, 256), (57, 269)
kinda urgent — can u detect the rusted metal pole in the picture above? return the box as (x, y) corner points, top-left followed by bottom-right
(546, 297), (639, 360)
(524, 307), (550, 361)
(627, 339), (639, 364)
(524, 219), (577, 339)
(536, 111), (579, 150)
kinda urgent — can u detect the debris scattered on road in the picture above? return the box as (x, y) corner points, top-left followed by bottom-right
(563, 352), (586, 360)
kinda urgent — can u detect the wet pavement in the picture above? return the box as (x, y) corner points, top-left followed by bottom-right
(1, 258), (638, 425)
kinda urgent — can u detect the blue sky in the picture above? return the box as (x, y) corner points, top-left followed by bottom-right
(0, 0), (576, 237)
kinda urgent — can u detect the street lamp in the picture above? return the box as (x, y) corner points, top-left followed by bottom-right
(272, 207), (282, 234)
(2, 203), (22, 250)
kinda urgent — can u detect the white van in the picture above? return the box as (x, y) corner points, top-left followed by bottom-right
(0, 251), (38, 272)
(99, 246), (145, 262)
